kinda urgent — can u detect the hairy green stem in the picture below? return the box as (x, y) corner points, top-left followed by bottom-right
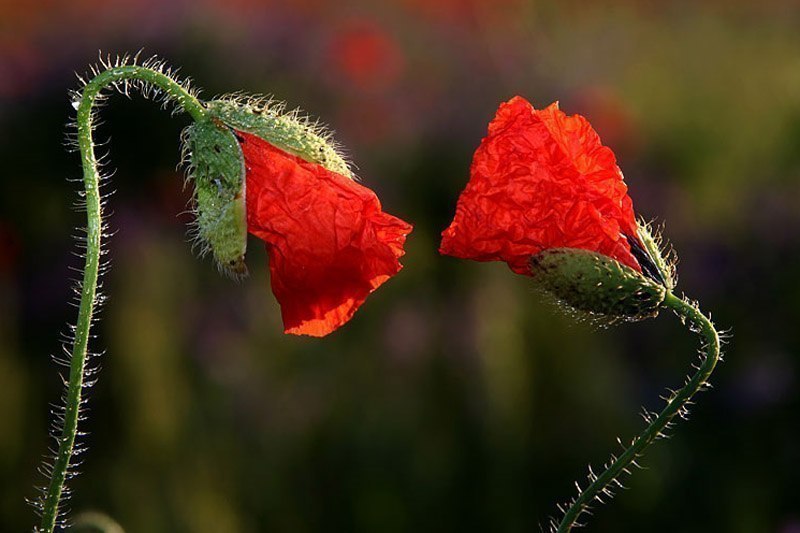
(556, 292), (720, 532)
(37, 65), (205, 533)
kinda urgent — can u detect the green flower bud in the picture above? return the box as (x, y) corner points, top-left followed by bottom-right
(530, 248), (667, 322)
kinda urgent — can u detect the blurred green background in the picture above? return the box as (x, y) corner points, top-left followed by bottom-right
(1, 0), (799, 531)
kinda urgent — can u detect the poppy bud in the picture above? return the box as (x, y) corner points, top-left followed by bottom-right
(530, 247), (667, 321)
(182, 118), (248, 277)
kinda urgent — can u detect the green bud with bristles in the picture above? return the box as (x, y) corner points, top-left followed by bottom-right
(181, 117), (248, 277)
(206, 95), (353, 178)
(530, 248), (667, 322)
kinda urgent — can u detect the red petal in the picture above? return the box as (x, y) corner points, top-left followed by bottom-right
(238, 131), (412, 337)
(440, 96), (640, 274)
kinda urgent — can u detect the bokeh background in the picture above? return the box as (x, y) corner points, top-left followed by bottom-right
(1, 0), (799, 531)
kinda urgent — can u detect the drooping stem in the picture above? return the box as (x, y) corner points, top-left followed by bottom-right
(556, 292), (720, 532)
(37, 64), (205, 533)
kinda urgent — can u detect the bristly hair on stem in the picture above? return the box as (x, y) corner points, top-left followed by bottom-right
(549, 292), (724, 532)
(32, 52), (207, 533)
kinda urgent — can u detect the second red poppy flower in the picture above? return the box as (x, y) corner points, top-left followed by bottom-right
(440, 96), (673, 319)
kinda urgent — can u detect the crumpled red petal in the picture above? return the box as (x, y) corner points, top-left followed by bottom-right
(238, 131), (412, 337)
(440, 96), (641, 274)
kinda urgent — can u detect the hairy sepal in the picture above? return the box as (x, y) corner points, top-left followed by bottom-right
(206, 95), (353, 178)
(637, 220), (676, 291)
(530, 248), (667, 322)
(182, 118), (248, 277)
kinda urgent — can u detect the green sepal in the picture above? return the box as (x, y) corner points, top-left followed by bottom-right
(205, 95), (353, 178)
(636, 221), (676, 291)
(530, 248), (667, 322)
(181, 117), (248, 277)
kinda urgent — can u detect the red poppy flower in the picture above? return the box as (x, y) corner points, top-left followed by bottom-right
(239, 131), (412, 337)
(440, 96), (645, 275)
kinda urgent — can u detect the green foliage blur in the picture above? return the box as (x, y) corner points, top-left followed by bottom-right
(1, 1), (799, 531)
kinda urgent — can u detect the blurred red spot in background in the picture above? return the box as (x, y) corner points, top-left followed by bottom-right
(574, 86), (636, 153)
(327, 18), (405, 91)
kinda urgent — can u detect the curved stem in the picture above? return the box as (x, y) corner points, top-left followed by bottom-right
(37, 65), (205, 533)
(556, 292), (720, 532)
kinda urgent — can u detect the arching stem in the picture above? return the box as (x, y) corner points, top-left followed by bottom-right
(37, 65), (205, 533)
(556, 292), (721, 532)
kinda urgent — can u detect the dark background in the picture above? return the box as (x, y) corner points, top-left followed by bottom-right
(1, 0), (799, 531)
